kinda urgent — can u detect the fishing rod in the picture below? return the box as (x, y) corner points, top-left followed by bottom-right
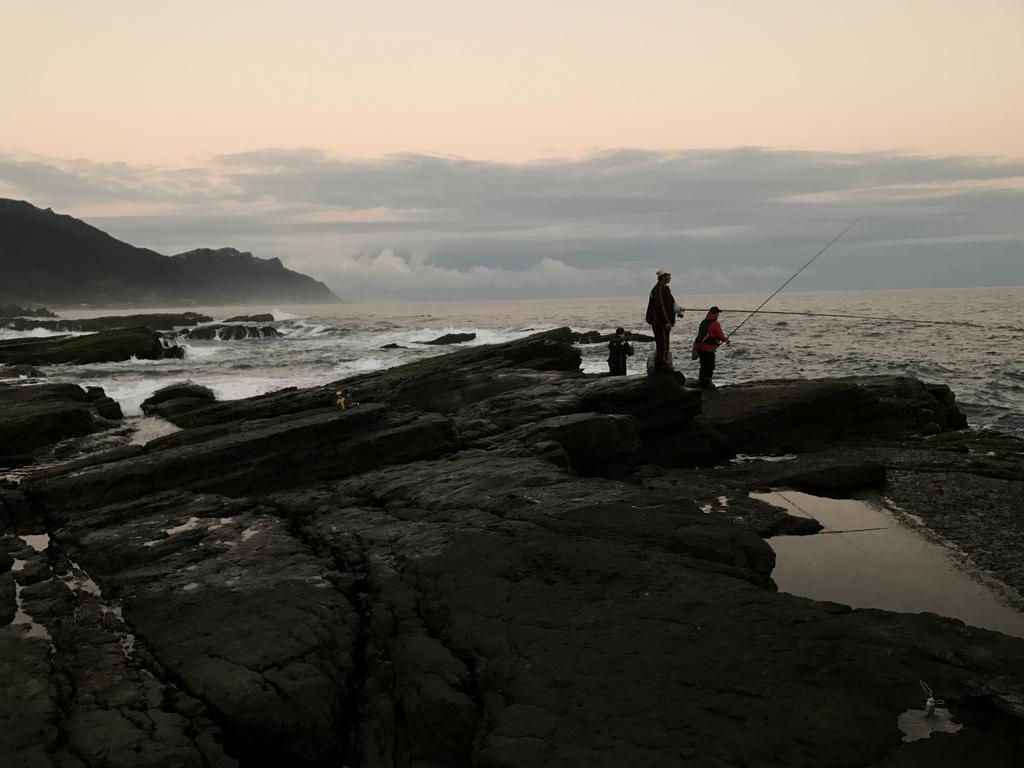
(679, 308), (1024, 333)
(727, 215), (865, 338)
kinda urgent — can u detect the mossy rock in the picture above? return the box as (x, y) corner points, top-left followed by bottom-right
(0, 327), (165, 365)
(926, 428), (1024, 456)
(0, 402), (97, 453)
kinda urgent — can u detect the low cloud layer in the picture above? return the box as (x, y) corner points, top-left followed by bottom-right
(2, 148), (1022, 299)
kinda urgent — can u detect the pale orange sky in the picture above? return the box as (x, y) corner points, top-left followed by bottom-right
(2, 0), (1023, 164)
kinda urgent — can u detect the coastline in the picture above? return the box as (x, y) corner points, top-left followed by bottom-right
(2, 328), (1024, 766)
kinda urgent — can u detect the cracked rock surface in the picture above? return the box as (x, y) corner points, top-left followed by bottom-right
(2, 329), (1022, 767)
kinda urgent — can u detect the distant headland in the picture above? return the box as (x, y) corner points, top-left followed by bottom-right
(0, 199), (340, 306)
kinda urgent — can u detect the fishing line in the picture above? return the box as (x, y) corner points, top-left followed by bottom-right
(679, 308), (1023, 333)
(727, 215), (865, 338)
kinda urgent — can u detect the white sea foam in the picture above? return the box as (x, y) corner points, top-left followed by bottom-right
(178, 342), (231, 361)
(15, 289), (1022, 439)
(208, 377), (297, 403)
(0, 327), (90, 340)
(277, 321), (331, 339)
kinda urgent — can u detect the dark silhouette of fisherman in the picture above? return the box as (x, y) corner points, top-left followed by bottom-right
(607, 327), (634, 375)
(694, 306), (730, 389)
(645, 267), (683, 372)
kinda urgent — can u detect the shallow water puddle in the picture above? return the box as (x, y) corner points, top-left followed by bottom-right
(9, 556), (52, 641)
(755, 491), (1024, 638)
(897, 707), (962, 742)
(19, 533), (50, 552)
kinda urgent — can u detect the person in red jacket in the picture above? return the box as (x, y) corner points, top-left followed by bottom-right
(694, 306), (729, 389)
(645, 267), (683, 372)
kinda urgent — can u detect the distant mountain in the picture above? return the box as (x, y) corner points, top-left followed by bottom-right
(0, 199), (340, 306)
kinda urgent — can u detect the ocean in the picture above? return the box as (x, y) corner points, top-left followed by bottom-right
(4, 285), (1023, 438)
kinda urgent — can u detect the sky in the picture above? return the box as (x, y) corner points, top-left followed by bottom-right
(2, 0), (1023, 299)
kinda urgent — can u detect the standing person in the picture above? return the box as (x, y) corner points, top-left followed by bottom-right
(645, 267), (683, 372)
(694, 306), (730, 389)
(607, 327), (634, 375)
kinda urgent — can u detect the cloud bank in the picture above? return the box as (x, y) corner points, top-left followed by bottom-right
(2, 148), (1022, 299)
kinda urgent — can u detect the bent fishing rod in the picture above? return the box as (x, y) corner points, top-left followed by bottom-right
(727, 215), (865, 339)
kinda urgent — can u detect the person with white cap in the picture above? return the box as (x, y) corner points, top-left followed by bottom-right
(644, 267), (684, 372)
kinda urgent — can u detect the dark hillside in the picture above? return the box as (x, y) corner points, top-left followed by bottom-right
(0, 199), (339, 305)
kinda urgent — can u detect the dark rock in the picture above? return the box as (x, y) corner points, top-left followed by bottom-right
(15, 558), (51, 586)
(574, 330), (604, 344)
(29, 405), (457, 513)
(0, 327), (175, 365)
(776, 462), (887, 497)
(186, 324), (281, 340)
(92, 397), (124, 420)
(6, 327), (1023, 768)
(420, 332), (476, 345)
(0, 491), (35, 532)
(491, 412), (642, 475)
(1, 312), (213, 332)
(82, 386), (124, 420)
(224, 313), (274, 323)
(657, 377), (970, 463)
(140, 383), (217, 420)
(162, 342), (186, 359)
(572, 330), (655, 344)
(52, 491), (358, 765)
(0, 364), (45, 378)
(0, 383), (99, 455)
(0, 570), (14, 624)
(0, 624), (59, 761)
(842, 376), (969, 434)
(84, 386), (105, 402)
(24, 445), (146, 482)
(757, 510), (825, 536)
(380, 343), (407, 349)
(0, 304), (56, 318)
(151, 329), (582, 430)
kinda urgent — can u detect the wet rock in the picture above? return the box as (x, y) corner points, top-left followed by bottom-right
(23, 445), (146, 483)
(0, 327), (175, 365)
(0, 364), (46, 378)
(420, 332), (476, 345)
(224, 313), (274, 323)
(85, 386), (124, 420)
(0, 491), (34, 531)
(140, 382), (217, 421)
(0, 629), (60, 762)
(185, 324), (281, 340)
(28, 405), (457, 512)
(151, 329), (583, 431)
(0, 312), (211, 332)
(775, 462), (887, 497)
(53, 491), (357, 765)
(8, 327), (1024, 767)
(572, 330), (655, 344)
(0, 383), (99, 458)
(380, 342), (407, 349)
(0, 571), (14, 624)
(14, 558), (51, 587)
(488, 412), (642, 475)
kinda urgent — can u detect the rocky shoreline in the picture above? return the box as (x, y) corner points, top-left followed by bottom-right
(2, 328), (1023, 767)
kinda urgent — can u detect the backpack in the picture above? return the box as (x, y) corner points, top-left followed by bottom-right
(691, 318), (713, 360)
